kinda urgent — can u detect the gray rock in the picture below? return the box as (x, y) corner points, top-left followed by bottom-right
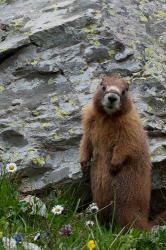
(115, 48), (134, 62)
(19, 166), (70, 193)
(84, 45), (110, 62)
(0, 35), (30, 60)
(29, 13), (93, 49)
(101, 60), (142, 76)
(159, 32), (166, 49)
(148, 19), (166, 38)
(11, 99), (23, 106)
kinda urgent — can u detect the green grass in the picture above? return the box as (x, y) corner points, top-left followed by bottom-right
(0, 173), (166, 250)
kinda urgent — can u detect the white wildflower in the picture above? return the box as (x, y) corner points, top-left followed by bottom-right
(51, 205), (64, 215)
(6, 163), (17, 173)
(85, 220), (95, 227)
(87, 203), (99, 213)
(34, 232), (41, 241)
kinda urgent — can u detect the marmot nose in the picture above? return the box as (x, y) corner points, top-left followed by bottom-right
(108, 94), (118, 103)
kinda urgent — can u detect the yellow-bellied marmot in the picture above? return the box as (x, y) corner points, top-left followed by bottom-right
(80, 75), (166, 230)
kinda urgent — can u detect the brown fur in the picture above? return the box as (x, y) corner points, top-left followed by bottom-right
(80, 75), (166, 230)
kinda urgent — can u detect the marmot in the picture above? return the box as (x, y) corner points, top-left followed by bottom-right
(80, 75), (166, 230)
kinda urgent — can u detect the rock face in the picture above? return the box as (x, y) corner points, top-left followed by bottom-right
(0, 0), (166, 200)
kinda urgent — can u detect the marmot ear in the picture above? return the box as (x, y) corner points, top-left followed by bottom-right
(126, 80), (130, 91)
(100, 78), (104, 86)
(100, 74), (108, 85)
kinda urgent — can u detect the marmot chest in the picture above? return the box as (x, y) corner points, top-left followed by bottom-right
(91, 118), (117, 153)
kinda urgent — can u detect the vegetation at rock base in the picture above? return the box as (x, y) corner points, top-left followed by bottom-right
(0, 165), (166, 250)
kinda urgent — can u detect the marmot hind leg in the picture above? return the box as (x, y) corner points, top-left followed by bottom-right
(116, 207), (166, 231)
(115, 207), (151, 231)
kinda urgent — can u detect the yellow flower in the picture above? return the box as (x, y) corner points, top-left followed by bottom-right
(87, 240), (96, 250)
(0, 231), (3, 238)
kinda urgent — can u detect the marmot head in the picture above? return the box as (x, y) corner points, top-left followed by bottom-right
(93, 75), (131, 116)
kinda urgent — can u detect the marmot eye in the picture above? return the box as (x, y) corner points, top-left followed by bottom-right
(122, 88), (129, 95)
(102, 86), (106, 91)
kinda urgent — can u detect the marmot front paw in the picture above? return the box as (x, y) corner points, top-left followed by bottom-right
(111, 155), (124, 167)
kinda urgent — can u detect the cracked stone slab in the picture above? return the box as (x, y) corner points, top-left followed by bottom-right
(29, 13), (94, 48)
(0, 35), (30, 60)
(19, 166), (70, 193)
